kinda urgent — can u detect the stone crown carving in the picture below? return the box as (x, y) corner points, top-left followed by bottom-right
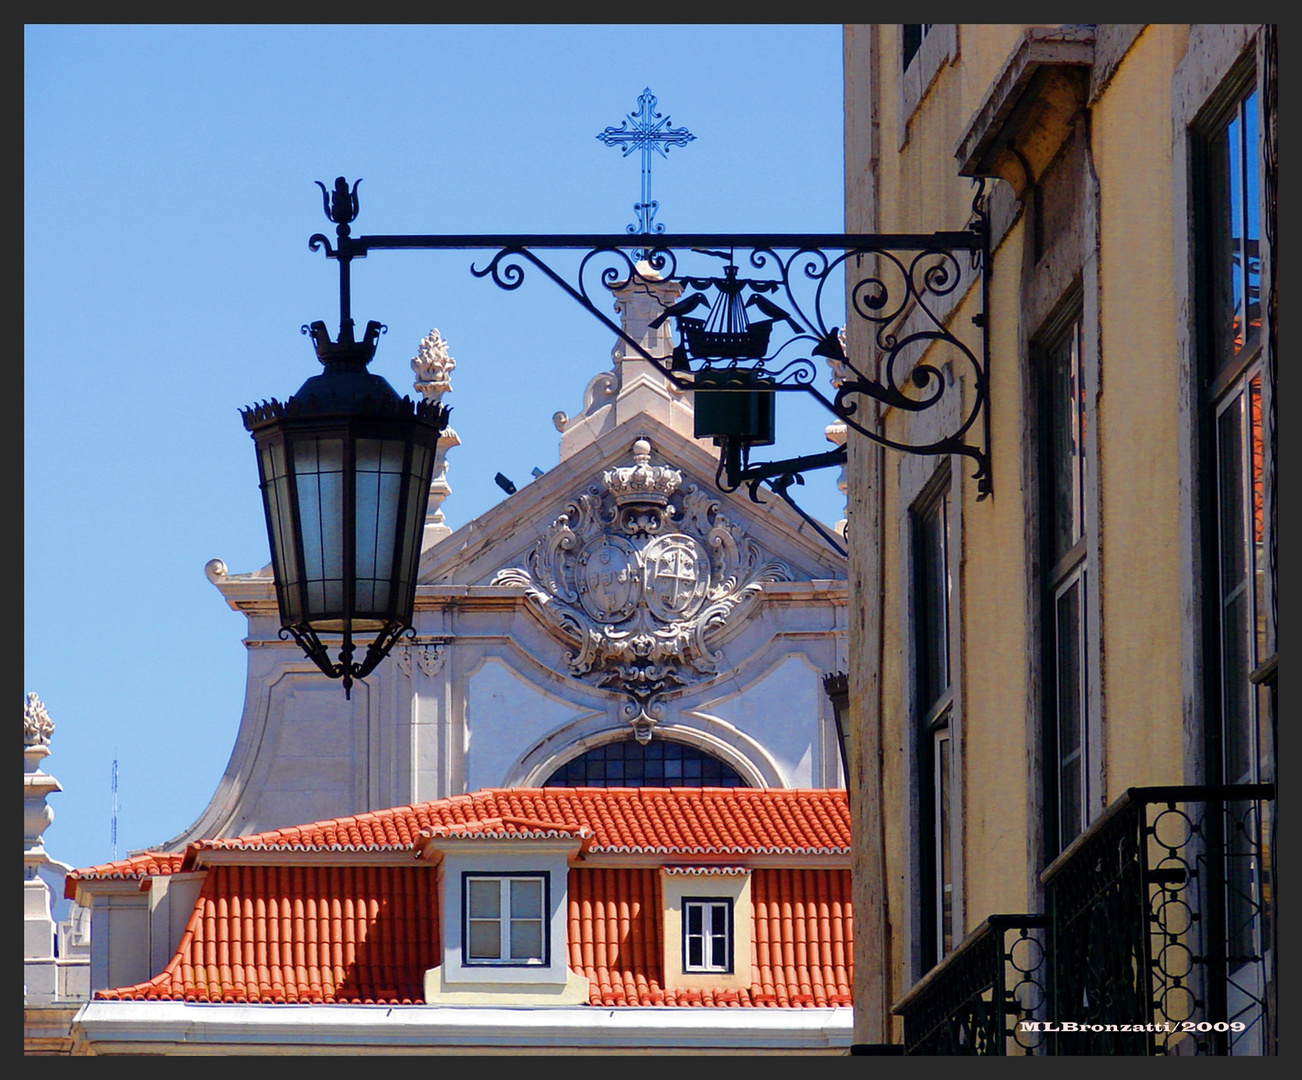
(492, 438), (792, 701)
(604, 438), (680, 507)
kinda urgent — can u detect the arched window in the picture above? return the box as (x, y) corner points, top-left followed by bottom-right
(543, 737), (749, 788)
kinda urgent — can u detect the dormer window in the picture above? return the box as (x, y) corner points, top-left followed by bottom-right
(682, 898), (733, 973)
(464, 873), (547, 965)
(661, 868), (751, 992)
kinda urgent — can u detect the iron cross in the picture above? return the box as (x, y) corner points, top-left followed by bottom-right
(597, 88), (696, 237)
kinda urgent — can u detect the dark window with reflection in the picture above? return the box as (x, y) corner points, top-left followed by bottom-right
(912, 470), (952, 969)
(1041, 308), (1089, 859)
(543, 738), (748, 788)
(1198, 76), (1269, 1001)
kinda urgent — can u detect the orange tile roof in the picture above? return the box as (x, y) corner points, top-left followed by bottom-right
(571, 866), (853, 1007)
(96, 864), (439, 1005)
(97, 863), (852, 1008)
(90, 788), (849, 865)
(64, 851), (187, 896)
(83, 787), (852, 1008)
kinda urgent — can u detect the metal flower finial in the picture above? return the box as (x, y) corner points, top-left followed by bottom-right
(24, 692), (54, 747)
(597, 88), (695, 237)
(316, 176), (361, 226)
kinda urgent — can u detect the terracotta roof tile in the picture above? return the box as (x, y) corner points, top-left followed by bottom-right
(97, 863), (438, 1004)
(64, 851), (187, 896)
(111, 789), (851, 861)
(86, 789), (852, 1008)
(564, 866), (853, 1007)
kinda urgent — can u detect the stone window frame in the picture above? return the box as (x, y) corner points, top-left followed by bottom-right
(1033, 299), (1092, 859)
(908, 463), (957, 974)
(898, 23), (958, 150)
(898, 450), (964, 985)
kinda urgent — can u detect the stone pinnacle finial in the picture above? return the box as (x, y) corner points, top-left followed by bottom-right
(412, 329), (462, 547)
(412, 328), (456, 405)
(24, 692), (53, 747)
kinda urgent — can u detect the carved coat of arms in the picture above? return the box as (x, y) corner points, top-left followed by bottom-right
(493, 437), (792, 739)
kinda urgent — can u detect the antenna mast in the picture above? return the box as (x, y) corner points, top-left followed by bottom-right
(110, 759), (119, 860)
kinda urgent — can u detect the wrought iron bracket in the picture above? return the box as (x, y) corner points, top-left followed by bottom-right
(281, 619), (415, 699)
(307, 177), (992, 549)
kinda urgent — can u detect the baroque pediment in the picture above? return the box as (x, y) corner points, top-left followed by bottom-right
(492, 437), (792, 734)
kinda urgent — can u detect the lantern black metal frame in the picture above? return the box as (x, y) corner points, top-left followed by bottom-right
(242, 179), (450, 697)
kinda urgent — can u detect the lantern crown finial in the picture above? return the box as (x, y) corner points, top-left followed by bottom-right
(304, 318), (383, 368)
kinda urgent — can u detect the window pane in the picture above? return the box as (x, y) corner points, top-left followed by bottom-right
(710, 904), (728, 936)
(937, 731), (953, 958)
(1055, 575), (1086, 852)
(509, 919), (543, 961)
(1209, 89), (1261, 367)
(467, 878), (500, 919)
(467, 920), (500, 960)
(1216, 385), (1259, 786)
(510, 878), (542, 920)
(686, 935), (703, 968)
(1047, 320), (1085, 561)
(913, 486), (950, 713)
(710, 931), (728, 970)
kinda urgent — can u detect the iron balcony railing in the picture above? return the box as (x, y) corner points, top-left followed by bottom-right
(893, 914), (1051, 1055)
(894, 784), (1274, 1056)
(1041, 783), (1275, 1055)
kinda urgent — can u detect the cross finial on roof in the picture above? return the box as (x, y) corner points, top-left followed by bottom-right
(597, 88), (696, 238)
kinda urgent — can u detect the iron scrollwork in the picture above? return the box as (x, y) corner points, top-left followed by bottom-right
(308, 177), (992, 548)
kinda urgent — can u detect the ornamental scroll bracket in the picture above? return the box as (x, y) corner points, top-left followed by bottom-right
(308, 176), (993, 552)
(492, 437), (792, 740)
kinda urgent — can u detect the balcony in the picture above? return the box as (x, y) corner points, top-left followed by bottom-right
(894, 784), (1275, 1055)
(893, 914), (1050, 1054)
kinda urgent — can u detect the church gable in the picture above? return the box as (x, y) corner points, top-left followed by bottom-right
(418, 420), (845, 589)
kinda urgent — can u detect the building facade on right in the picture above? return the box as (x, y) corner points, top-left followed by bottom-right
(840, 24), (1277, 1054)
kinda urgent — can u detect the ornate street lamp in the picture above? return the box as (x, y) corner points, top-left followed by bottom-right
(242, 178), (450, 697)
(243, 160), (991, 692)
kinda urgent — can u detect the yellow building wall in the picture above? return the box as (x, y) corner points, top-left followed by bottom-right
(1092, 25), (1189, 791)
(847, 27), (1210, 1017)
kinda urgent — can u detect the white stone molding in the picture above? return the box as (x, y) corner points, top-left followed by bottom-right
(397, 638), (451, 679)
(507, 715), (780, 790)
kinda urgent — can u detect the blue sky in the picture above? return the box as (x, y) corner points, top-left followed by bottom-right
(25, 24), (846, 878)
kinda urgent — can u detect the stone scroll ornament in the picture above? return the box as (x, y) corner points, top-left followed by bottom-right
(493, 438), (792, 742)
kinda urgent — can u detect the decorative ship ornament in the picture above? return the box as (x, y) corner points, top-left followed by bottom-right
(494, 437), (792, 742)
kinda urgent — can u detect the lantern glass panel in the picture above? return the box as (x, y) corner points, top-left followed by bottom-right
(258, 439), (302, 624)
(353, 437), (407, 618)
(394, 440), (434, 615)
(293, 437), (346, 621)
